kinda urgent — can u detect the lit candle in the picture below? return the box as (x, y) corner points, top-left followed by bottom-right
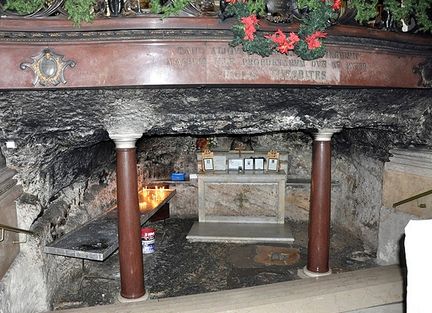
(139, 202), (147, 211)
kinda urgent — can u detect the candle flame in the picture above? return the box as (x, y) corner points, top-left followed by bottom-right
(138, 185), (169, 212)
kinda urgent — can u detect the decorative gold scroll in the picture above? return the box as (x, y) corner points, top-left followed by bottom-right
(20, 48), (76, 87)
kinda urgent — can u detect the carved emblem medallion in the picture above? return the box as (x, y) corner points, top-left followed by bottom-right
(20, 49), (76, 86)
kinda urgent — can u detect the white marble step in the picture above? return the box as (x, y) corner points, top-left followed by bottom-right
(346, 302), (403, 313)
(186, 221), (294, 243)
(52, 265), (403, 313)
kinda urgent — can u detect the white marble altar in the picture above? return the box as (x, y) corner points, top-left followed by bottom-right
(187, 171), (293, 243)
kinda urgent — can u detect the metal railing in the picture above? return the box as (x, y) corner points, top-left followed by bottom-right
(0, 223), (34, 244)
(392, 189), (432, 209)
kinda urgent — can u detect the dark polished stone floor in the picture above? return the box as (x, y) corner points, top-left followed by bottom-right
(52, 218), (377, 310)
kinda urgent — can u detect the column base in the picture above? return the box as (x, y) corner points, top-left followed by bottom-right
(117, 291), (149, 303)
(299, 265), (332, 278)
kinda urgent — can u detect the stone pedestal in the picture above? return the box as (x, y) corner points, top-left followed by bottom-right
(198, 172), (286, 224)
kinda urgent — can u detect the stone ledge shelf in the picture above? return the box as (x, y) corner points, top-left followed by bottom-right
(44, 189), (176, 261)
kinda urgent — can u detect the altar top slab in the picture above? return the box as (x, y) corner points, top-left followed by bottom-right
(0, 16), (431, 89)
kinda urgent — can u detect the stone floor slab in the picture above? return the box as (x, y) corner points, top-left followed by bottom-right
(51, 265), (403, 313)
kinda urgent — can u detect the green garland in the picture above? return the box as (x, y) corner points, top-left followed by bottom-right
(4, 0), (43, 14)
(223, 0), (338, 60)
(4, 0), (96, 26)
(149, 0), (191, 17)
(294, 0), (336, 60)
(64, 0), (96, 26)
(348, 0), (432, 32)
(3, 0), (432, 46)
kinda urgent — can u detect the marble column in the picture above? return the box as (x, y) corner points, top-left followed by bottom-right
(110, 133), (146, 300)
(304, 129), (340, 278)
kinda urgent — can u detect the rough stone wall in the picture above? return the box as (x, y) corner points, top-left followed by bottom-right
(0, 150), (5, 167)
(0, 140), (117, 313)
(332, 152), (383, 250)
(332, 130), (388, 250)
(137, 136), (198, 183)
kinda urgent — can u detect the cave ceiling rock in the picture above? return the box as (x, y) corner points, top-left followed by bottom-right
(0, 86), (431, 173)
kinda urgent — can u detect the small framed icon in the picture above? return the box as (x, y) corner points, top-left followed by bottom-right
(244, 158), (254, 171)
(228, 158), (243, 172)
(254, 158), (265, 171)
(267, 158), (279, 171)
(203, 158), (214, 171)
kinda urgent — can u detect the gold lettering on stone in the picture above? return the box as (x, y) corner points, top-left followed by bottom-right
(211, 47), (244, 55)
(346, 62), (367, 72)
(167, 57), (207, 67)
(166, 45), (352, 83)
(326, 51), (360, 60)
(224, 70), (258, 80)
(167, 46), (207, 68)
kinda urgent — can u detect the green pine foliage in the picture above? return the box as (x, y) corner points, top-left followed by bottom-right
(224, 1), (265, 19)
(150, 0), (191, 16)
(349, 0), (432, 31)
(4, 0), (96, 25)
(348, 0), (379, 23)
(4, 0), (44, 14)
(416, 0), (432, 32)
(64, 0), (97, 26)
(297, 0), (324, 11)
(246, 0), (266, 16)
(297, 1), (333, 36)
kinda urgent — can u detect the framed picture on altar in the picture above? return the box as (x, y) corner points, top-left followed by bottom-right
(244, 158), (254, 171)
(254, 157), (265, 171)
(228, 158), (243, 172)
(203, 158), (214, 171)
(213, 155), (227, 171)
(267, 158), (279, 171)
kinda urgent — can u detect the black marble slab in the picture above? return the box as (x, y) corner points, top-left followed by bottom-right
(44, 190), (176, 261)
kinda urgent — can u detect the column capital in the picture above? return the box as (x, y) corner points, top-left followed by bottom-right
(314, 128), (342, 141)
(109, 133), (142, 149)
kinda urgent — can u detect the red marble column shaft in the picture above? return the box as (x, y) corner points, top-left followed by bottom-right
(307, 140), (332, 273)
(116, 148), (145, 299)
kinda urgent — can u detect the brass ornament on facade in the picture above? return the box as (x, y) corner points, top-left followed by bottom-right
(201, 149), (214, 159)
(20, 48), (76, 87)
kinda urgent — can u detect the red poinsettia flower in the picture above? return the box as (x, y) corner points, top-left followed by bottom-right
(305, 31), (327, 50)
(288, 32), (300, 44)
(241, 15), (259, 41)
(332, 0), (341, 10)
(265, 29), (286, 45)
(265, 30), (300, 54)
